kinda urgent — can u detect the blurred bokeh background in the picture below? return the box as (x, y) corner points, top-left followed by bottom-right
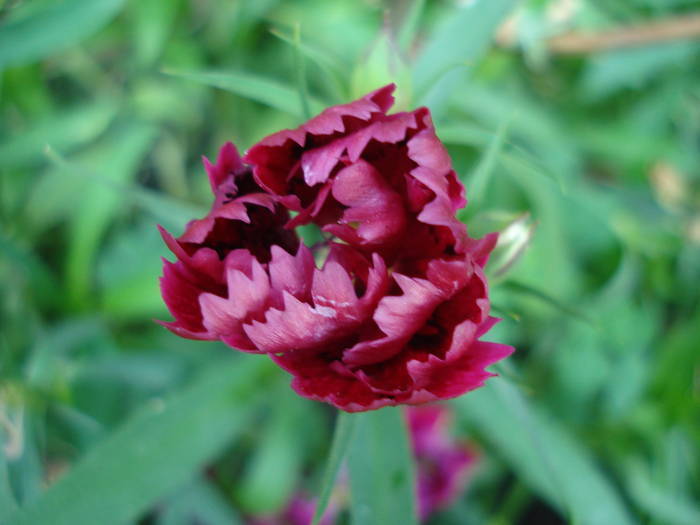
(1, 0), (699, 524)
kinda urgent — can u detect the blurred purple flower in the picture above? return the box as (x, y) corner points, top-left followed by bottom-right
(407, 404), (476, 520)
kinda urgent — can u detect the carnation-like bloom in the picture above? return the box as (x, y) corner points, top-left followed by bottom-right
(159, 84), (513, 411)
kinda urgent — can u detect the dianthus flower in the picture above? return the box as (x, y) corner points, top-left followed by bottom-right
(159, 85), (513, 411)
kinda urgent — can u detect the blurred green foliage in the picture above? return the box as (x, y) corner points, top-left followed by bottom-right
(1, 0), (699, 523)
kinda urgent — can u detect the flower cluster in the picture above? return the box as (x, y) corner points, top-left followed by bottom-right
(158, 84), (513, 411)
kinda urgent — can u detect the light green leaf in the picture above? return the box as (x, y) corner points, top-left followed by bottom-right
(163, 69), (327, 117)
(312, 411), (356, 525)
(0, 430), (19, 522)
(7, 355), (270, 525)
(582, 42), (699, 100)
(130, 0), (180, 67)
(456, 378), (636, 525)
(502, 280), (593, 323)
(467, 119), (510, 206)
(269, 26), (347, 101)
(413, 0), (519, 98)
(57, 124), (157, 308)
(293, 24), (312, 120)
(158, 476), (243, 525)
(0, 0), (126, 70)
(0, 100), (117, 169)
(625, 460), (700, 525)
(237, 387), (305, 514)
(396, 0), (426, 53)
(348, 408), (418, 525)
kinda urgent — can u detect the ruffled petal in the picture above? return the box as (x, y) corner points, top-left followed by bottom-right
(245, 85), (397, 195)
(323, 160), (406, 247)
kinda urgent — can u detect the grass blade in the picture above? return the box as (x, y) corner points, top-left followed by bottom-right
(413, 0), (519, 97)
(311, 411), (356, 525)
(456, 378), (636, 525)
(467, 119), (510, 207)
(503, 280), (593, 323)
(7, 355), (270, 525)
(163, 68), (327, 117)
(0, 0), (126, 70)
(348, 408), (418, 525)
(293, 24), (312, 120)
(0, 100), (117, 169)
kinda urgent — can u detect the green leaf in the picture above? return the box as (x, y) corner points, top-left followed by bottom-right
(348, 408), (417, 525)
(130, 0), (180, 68)
(311, 411), (356, 525)
(7, 355), (271, 525)
(0, 231), (60, 309)
(582, 42), (699, 101)
(42, 145), (205, 233)
(467, 119), (510, 207)
(0, 0), (126, 70)
(502, 280), (593, 323)
(0, 429), (19, 522)
(63, 124), (156, 309)
(413, 0), (519, 99)
(625, 460), (700, 525)
(162, 69), (327, 117)
(456, 378), (636, 525)
(396, 0), (426, 53)
(158, 476), (243, 525)
(237, 386), (305, 514)
(0, 100), (118, 169)
(293, 24), (312, 120)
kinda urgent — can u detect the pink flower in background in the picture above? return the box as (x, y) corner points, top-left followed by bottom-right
(158, 84), (513, 412)
(407, 404), (476, 520)
(247, 491), (339, 525)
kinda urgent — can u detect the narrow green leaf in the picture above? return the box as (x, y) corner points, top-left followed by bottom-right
(467, 119), (510, 206)
(293, 24), (312, 120)
(269, 26), (347, 101)
(439, 122), (567, 194)
(7, 355), (270, 525)
(237, 387), (304, 514)
(61, 124), (157, 309)
(456, 379), (637, 525)
(348, 408), (418, 525)
(6, 416), (44, 507)
(0, 231), (60, 308)
(311, 411), (356, 525)
(0, 0), (126, 70)
(0, 100), (118, 168)
(625, 460), (700, 525)
(158, 476), (243, 525)
(43, 146), (206, 232)
(413, 0), (519, 97)
(502, 280), (593, 323)
(0, 429), (19, 522)
(396, 0), (426, 52)
(163, 69), (327, 116)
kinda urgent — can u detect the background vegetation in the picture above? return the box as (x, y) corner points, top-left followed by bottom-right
(1, 0), (699, 523)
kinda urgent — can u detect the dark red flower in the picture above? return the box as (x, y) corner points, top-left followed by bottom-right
(244, 85), (469, 264)
(158, 85), (513, 412)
